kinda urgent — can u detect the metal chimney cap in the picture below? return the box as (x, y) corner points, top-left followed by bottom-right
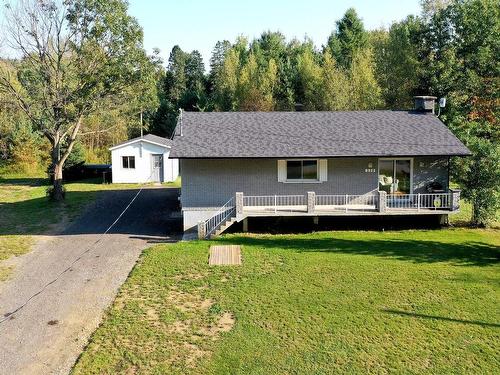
(413, 96), (437, 114)
(413, 95), (437, 100)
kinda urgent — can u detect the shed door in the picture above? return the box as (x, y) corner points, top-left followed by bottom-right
(151, 154), (164, 182)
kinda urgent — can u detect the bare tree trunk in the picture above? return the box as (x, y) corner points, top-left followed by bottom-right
(52, 162), (65, 201)
(48, 117), (83, 201)
(49, 138), (64, 201)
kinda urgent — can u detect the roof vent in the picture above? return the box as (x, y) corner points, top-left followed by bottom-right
(413, 96), (437, 114)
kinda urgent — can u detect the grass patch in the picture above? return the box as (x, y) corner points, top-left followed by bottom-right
(73, 228), (500, 374)
(163, 176), (181, 188)
(450, 200), (499, 228)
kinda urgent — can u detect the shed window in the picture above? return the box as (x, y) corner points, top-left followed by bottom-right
(122, 156), (135, 169)
(286, 160), (318, 181)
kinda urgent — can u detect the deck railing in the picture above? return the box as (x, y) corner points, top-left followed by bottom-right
(238, 191), (459, 214)
(202, 197), (236, 238)
(243, 195), (307, 212)
(315, 194), (378, 212)
(386, 193), (450, 210)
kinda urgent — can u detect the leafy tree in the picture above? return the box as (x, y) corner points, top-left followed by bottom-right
(451, 123), (499, 226)
(0, 0), (157, 200)
(321, 52), (350, 110)
(296, 49), (323, 110)
(348, 49), (383, 110)
(371, 17), (423, 108)
(237, 53), (277, 111)
(326, 8), (368, 69)
(421, 0), (452, 19)
(214, 48), (241, 111)
(419, 0), (499, 226)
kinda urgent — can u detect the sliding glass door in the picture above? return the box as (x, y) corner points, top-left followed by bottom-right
(378, 159), (412, 194)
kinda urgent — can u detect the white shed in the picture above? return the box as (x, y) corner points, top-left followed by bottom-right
(109, 134), (179, 183)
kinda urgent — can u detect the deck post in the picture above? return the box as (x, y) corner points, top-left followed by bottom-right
(197, 221), (206, 240)
(235, 192), (244, 216)
(242, 218), (248, 232)
(378, 191), (387, 213)
(307, 192), (315, 213)
(449, 189), (461, 211)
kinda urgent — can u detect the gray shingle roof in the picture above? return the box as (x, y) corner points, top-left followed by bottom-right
(170, 111), (470, 158)
(111, 133), (172, 149)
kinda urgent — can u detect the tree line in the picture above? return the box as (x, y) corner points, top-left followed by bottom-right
(0, 0), (498, 225)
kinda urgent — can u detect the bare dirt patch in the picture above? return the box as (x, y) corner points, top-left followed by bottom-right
(199, 312), (235, 338)
(130, 283), (235, 368)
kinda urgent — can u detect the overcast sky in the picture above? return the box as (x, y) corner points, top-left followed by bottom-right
(128, 0), (421, 68)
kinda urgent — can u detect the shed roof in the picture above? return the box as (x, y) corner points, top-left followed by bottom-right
(110, 134), (172, 150)
(170, 111), (470, 158)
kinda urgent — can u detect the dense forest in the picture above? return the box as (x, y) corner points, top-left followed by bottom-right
(0, 0), (498, 224)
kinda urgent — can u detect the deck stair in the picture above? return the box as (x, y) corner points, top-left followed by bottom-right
(199, 197), (239, 239)
(211, 217), (238, 238)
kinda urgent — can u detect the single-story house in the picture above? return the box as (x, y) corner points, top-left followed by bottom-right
(110, 133), (179, 183)
(170, 97), (470, 238)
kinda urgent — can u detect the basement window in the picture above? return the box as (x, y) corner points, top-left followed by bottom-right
(122, 156), (135, 169)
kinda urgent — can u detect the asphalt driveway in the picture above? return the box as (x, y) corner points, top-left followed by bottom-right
(0, 186), (181, 375)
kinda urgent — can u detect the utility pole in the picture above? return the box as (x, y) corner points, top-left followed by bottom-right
(140, 109), (143, 137)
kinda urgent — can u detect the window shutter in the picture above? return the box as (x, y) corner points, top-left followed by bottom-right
(319, 159), (328, 182)
(277, 160), (286, 182)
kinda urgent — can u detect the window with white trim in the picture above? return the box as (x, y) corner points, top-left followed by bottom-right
(278, 159), (328, 183)
(122, 156), (135, 169)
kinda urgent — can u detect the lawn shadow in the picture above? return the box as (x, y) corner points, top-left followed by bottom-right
(0, 176), (47, 186)
(0, 184), (182, 238)
(216, 235), (499, 267)
(382, 309), (500, 328)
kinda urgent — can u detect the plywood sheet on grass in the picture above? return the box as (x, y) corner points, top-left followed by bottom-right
(209, 245), (241, 265)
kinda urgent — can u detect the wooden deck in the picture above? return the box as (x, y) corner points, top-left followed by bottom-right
(209, 245), (242, 265)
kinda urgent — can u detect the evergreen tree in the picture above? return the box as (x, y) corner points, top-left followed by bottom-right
(209, 40), (231, 95)
(182, 50), (207, 111)
(326, 8), (368, 69)
(166, 46), (188, 103)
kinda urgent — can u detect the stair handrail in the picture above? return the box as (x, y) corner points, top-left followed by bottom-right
(204, 196), (236, 238)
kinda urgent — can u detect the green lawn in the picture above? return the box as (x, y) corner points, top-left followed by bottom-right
(0, 172), (163, 280)
(72, 228), (500, 374)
